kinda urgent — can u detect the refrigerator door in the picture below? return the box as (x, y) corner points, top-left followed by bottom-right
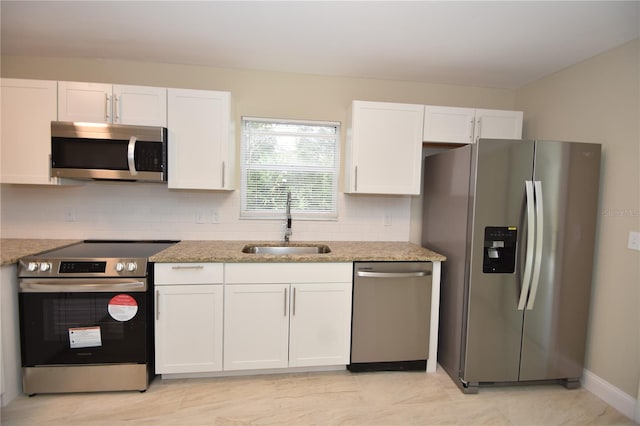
(462, 139), (535, 384)
(519, 141), (601, 381)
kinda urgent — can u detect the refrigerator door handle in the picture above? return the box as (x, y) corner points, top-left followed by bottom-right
(518, 180), (536, 310)
(527, 180), (544, 310)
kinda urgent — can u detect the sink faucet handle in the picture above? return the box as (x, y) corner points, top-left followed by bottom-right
(284, 191), (293, 243)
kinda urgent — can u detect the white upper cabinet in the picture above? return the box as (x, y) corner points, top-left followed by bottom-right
(423, 105), (523, 143)
(58, 82), (167, 126)
(423, 106), (476, 143)
(474, 109), (523, 141)
(1, 79), (60, 185)
(167, 88), (234, 191)
(345, 101), (424, 195)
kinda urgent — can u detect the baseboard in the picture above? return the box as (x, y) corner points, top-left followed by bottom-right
(581, 368), (638, 422)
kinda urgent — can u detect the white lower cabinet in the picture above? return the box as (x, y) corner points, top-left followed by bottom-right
(154, 262), (353, 375)
(154, 263), (224, 374)
(223, 283), (290, 370)
(223, 263), (353, 371)
(288, 282), (353, 367)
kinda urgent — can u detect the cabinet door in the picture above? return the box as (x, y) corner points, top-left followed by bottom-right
(113, 85), (167, 126)
(346, 101), (424, 195)
(1, 79), (59, 185)
(289, 282), (353, 367)
(155, 285), (223, 374)
(474, 109), (523, 141)
(423, 105), (476, 143)
(58, 81), (112, 123)
(223, 284), (289, 371)
(0, 265), (20, 404)
(167, 88), (233, 190)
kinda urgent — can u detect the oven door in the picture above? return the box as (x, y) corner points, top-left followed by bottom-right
(19, 279), (150, 366)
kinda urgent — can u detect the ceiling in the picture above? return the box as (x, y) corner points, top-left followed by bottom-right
(1, 1), (639, 89)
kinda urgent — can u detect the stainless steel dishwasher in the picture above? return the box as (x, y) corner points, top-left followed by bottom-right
(348, 261), (432, 372)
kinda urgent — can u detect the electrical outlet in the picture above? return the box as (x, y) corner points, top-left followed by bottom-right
(195, 210), (207, 224)
(628, 231), (640, 251)
(196, 209), (219, 224)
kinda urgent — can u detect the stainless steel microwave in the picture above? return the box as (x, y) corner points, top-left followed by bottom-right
(51, 121), (168, 182)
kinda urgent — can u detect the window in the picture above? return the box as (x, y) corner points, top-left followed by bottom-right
(241, 117), (339, 219)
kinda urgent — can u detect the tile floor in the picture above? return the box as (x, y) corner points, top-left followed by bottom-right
(1, 368), (633, 425)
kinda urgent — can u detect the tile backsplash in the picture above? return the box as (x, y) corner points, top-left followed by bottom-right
(0, 182), (412, 242)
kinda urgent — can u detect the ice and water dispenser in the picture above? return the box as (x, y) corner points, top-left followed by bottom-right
(483, 227), (517, 273)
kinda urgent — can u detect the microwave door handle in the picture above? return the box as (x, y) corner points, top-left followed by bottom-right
(127, 136), (138, 176)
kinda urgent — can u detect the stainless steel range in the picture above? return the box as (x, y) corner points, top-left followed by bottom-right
(17, 240), (176, 395)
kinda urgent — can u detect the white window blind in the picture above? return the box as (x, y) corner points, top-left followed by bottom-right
(241, 117), (339, 219)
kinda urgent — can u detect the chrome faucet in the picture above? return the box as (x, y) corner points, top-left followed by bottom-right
(284, 191), (292, 243)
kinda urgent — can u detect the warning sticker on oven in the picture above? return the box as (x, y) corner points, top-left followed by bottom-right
(69, 326), (102, 349)
(108, 294), (139, 322)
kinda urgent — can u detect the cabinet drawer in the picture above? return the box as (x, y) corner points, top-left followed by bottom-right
(154, 263), (223, 285)
(225, 263), (352, 284)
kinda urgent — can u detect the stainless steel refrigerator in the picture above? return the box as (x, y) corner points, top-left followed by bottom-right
(422, 139), (601, 393)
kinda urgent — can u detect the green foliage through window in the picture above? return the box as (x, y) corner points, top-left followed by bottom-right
(241, 118), (339, 219)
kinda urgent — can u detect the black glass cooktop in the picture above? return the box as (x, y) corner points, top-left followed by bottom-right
(34, 240), (178, 260)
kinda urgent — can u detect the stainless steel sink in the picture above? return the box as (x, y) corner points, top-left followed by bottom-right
(242, 244), (331, 255)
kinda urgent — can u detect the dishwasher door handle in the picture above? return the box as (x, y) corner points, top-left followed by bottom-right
(356, 270), (431, 278)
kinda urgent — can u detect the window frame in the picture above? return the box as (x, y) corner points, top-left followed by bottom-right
(240, 116), (340, 220)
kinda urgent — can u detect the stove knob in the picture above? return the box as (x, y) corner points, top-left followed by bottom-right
(127, 262), (138, 272)
(27, 262), (39, 272)
(115, 262), (125, 272)
(39, 262), (51, 272)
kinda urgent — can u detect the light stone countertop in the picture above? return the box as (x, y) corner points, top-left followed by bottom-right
(0, 239), (81, 266)
(149, 240), (446, 263)
(0, 239), (446, 266)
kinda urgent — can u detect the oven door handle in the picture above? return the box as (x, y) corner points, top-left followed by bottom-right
(19, 280), (147, 293)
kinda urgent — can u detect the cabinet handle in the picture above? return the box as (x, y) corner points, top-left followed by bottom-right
(469, 118), (474, 141)
(155, 290), (160, 320)
(354, 166), (358, 192)
(284, 288), (288, 316)
(221, 161), (225, 188)
(114, 94), (120, 123)
(292, 287), (296, 316)
(105, 93), (111, 122)
(475, 117), (482, 142)
(170, 265), (205, 270)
